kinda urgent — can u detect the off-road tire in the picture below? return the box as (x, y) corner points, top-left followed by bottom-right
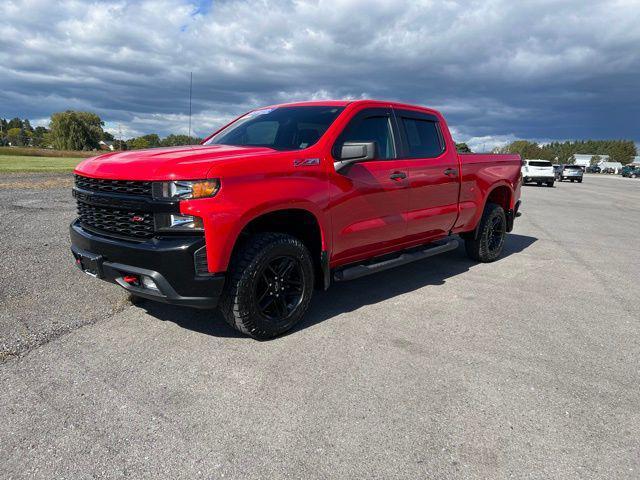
(464, 202), (507, 263)
(219, 233), (314, 339)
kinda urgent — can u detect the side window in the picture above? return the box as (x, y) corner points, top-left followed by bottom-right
(338, 115), (395, 159)
(401, 118), (444, 158)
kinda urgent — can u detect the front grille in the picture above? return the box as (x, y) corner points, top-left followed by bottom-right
(77, 202), (154, 239)
(75, 175), (152, 197)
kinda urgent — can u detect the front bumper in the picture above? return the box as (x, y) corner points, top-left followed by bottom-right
(70, 220), (225, 308)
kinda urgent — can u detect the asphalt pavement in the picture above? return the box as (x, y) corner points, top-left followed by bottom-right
(1, 173), (639, 479)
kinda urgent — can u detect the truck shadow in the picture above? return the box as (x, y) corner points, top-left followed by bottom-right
(140, 233), (537, 339)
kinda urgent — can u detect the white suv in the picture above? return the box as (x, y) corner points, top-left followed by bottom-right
(521, 159), (555, 187)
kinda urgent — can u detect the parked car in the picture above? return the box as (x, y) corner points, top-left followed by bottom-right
(621, 166), (640, 178)
(70, 100), (522, 339)
(557, 165), (584, 183)
(521, 159), (554, 186)
(586, 166), (601, 173)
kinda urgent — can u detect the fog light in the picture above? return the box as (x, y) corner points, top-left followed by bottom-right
(141, 275), (159, 291)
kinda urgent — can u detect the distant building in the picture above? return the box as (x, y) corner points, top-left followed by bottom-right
(572, 154), (609, 170)
(597, 161), (623, 173)
(99, 140), (115, 151)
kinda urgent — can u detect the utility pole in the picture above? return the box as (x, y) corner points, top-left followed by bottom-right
(188, 72), (193, 141)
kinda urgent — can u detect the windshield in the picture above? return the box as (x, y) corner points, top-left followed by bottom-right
(528, 161), (551, 167)
(204, 106), (344, 151)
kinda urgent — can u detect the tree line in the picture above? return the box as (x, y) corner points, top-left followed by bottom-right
(0, 112), (201, 151)
(494, 139), (637, 164)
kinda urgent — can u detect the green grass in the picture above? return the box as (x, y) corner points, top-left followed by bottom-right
(0, 155), (84, 173)
(0, 146), (99, 158)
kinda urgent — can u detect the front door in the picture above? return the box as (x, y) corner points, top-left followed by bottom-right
(328, 107), (409, 265)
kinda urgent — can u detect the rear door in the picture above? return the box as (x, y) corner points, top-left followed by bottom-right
(394, 109), (460, 241)
(329, 107), (409, 264)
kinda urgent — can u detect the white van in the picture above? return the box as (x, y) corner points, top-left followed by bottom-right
(521, 159), (555, 187)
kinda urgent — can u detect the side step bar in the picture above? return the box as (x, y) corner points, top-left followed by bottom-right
(333, 238), (459, 282)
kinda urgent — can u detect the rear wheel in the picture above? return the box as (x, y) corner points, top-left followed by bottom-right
(464, 202), (507, 263)
(547, 181), (554, 187)
(219, 233), (314, 339)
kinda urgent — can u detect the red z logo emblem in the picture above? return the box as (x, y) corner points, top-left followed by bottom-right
(131, 216), (144, 222)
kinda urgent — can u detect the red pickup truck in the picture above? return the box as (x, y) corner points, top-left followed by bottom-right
(71, 100), (522, 338)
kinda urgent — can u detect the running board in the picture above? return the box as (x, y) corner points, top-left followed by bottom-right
(333, 238), (459, 282)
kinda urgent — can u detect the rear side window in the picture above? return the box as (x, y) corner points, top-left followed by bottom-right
(401, 118), (444, 158)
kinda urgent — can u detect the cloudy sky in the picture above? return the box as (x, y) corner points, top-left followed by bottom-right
(1, 0), (639, 150)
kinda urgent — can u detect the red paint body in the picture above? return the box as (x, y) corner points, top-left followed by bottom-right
(75, 100), (521, 274)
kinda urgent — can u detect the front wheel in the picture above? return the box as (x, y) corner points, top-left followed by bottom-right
(578, 179), (582, 183)
(547, 181), (554, 187)
(219, 233), (314, 339)
(465, 203), (507, 263)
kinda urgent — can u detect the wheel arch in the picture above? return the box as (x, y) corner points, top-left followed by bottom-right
(228, 207), (329, 290)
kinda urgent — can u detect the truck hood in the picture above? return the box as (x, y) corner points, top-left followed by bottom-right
(74, 144), (277, 180)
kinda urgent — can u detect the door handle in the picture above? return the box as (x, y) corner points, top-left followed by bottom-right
(390, 171), (407, 180)
(444, 168), (458, 176)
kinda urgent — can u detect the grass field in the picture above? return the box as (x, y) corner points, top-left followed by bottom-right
(0, 155), (83, 173)
(0, 147), (99, 158)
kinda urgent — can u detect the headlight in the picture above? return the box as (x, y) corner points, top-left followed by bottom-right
(155, 213), (204, 232)
(153, 179), (220, 200)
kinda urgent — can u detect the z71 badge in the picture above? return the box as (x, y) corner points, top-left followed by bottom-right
(293, 158), (320, 167)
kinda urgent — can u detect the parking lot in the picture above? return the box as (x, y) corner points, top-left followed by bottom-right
(1, 173), (639, 479)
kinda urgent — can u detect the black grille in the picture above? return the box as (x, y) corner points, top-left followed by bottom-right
(77, 202), (154, 239)
(75, 175), (152, 197)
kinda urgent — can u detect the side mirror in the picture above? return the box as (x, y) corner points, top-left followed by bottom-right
(334, 141), (376, 171)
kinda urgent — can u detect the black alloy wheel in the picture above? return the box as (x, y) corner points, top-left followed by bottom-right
(486, 213), (506, 255)
(254, 255), (305, 322)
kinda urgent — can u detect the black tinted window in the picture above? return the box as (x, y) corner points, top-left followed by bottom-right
(529, 161), (551, 167)
(339, 115), (395, 159)
(205, 106), (344, 151)
(401, 118), (444, 158)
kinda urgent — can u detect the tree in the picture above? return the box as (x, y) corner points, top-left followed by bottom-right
(499, 140), (542, 159)
(7, 117), (22, 130)
(32, 126), (50, 147)
(127, 137), (151, 150)
(590, 155), (601, 166)
(102, 131), (115, 142)
(160, 134), (202, 146)
(6, 127), (22, 146)
(455, 142), (472, 153)
(49, 111), (105, 150)
(142, 134), (161, 147)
